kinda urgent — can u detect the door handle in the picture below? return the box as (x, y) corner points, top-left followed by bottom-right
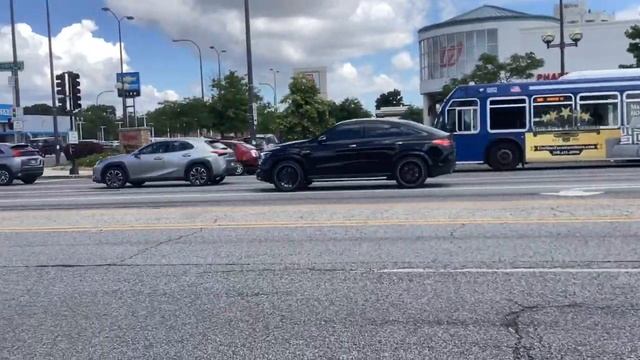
(349, 144), (357, 148)
(153, 157), (163, 160)
(182, 154), (192, 158)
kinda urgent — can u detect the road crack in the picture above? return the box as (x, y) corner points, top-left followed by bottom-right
(113, 229), (203, 264)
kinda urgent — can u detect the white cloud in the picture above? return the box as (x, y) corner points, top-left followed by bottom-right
(0, 21), (178, 115)
(439, 0), (458, 21)
(391, 51), (416, 71)
(329, 62), (407, 103)
(106, 0), (430, 69)
(616, 5), (640, 20)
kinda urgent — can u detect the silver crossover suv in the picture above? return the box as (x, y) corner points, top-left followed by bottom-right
(0, 143), (44, 186)
(93, 138), (228, 188)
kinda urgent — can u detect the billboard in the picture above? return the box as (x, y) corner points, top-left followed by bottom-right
(293, 67), (328, 99)
(0, 104), (12, 124)
(116, 72), (141, 98)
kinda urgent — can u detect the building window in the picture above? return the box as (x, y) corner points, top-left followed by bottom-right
(445, 99), (479, 133)
(423, 29), (499, 81)
(532, 95), (575, 131)
(488, 98), (528, 132)
(577, 93), (620, 128)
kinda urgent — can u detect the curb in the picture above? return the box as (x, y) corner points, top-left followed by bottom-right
(41, 175), (92, 180)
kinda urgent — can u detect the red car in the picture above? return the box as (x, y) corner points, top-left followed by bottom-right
(219, 140), (260, 175)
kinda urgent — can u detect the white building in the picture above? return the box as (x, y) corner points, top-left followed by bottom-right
(418, 3), (637, 124)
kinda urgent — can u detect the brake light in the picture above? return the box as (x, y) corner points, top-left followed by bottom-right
(432, 138), (453, 147)
(12, 149), (26, 157)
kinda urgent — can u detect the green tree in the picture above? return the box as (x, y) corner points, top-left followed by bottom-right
(80, 105), (118, 141)
(146, 98), (210, 137)
(210, 71), (257, 137)
(375, 89), (404, 110)
(330, 97), (372, 122)
(278, 74), (333, 141)
(442, 52), (545, 97)
(400, 105), (424, 123)
(257, 103), (281, 135)
(23, 103), (54, 115)
(621, 25), (640, 68)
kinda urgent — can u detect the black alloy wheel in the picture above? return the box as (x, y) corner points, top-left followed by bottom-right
(395, 157), (428, 188)
(273, 161), (304, 192)
(187, 164), (211, 186)
(104, 166), (127, 189)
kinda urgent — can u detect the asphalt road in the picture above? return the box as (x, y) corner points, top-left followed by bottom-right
(2, 165), (640, 359)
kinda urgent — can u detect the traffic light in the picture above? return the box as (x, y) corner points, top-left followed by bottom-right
(69, 72), (82, 111)
(55, 73), (68, 112)
(7, 118), (13, 131)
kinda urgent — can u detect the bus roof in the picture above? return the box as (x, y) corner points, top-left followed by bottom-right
(449, 71), (640, 100)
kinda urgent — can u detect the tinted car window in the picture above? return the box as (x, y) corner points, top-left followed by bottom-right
(365, 124), (417, 138)
(138, 142), (170, 154)
(324, 125), (362, 142)
(171, 141), (194, 152)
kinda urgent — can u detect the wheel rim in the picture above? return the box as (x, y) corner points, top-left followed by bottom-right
(276, 166), (299, 190)
(235, 165), (244, 175)
(105, 169), (124, 187)
(0, 170), (9, 184)
(399, 162), (422, 184)
(497, 149), (514, 165)
(189, 167), (208, 185)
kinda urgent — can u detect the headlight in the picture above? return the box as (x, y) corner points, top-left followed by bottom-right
(260, 152), (271, 160)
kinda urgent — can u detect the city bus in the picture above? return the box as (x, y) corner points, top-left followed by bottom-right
(434, 69), (640, 170)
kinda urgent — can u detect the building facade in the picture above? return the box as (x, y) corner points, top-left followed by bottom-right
(418, 2), (637, 124)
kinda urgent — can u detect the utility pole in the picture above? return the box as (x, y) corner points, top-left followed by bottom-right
(45, 0), (61, 164)
(244, 0), (256, 144)
(9, 0), (21, 143)
(559, 0), (566, 75)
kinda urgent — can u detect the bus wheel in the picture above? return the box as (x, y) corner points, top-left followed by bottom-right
(488, 143), (521, 171)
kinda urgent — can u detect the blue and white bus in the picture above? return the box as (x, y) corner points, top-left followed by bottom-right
(434, 70), (640, 170)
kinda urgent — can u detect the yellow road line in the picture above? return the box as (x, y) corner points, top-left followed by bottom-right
(0, 216), (638, 234)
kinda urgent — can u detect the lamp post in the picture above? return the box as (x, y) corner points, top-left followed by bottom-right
(209, 46), (227, 83)
(541, 0), (583, 74)
(269, 68), (279, 110)
(173, 39), (205, 100)
(96, 90), (115, 105)
(9, 0), (21, 144)
(259, 82), (275, 107)
(244, 0), (256, 144)
(101, 7), (134, 126)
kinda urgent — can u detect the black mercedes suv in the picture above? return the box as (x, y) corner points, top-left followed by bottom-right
(257, 119), (456, 192)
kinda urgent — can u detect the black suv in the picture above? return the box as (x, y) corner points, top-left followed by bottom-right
(257, 119), (456, 192)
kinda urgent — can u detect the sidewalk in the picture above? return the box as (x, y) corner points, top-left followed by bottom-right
(43, 167), (92, 179)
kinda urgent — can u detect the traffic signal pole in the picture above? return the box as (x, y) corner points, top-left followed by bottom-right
(45, 0), (61, 165)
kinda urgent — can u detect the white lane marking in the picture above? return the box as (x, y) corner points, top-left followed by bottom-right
(542, 190), (604, 197)
(377, 268), (640, 274)
(1, 182), (639, 204)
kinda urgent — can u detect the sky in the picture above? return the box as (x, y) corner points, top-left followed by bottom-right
(1, 0), (640, 115)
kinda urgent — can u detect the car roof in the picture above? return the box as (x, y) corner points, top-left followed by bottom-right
(337, 118), (417, 126)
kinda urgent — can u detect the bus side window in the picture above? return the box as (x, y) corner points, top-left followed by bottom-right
(446, 99), (479, 134)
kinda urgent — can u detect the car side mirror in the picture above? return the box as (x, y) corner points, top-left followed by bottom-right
(133, 152), (141, 159)
(318, 135), (327, 144)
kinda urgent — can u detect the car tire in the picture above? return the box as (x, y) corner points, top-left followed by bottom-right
(234, 164), (245, 176)
(103, 166), (128, 189)
(20, 176), (38, 185)
(395, 157), (428, 189)
(187, 164), (211, 186)
(488, 143), (521, 171)
(211, 176), (225, 185)
(0, 166), (14, 186)
(273, 161), (304, 192)
(130, 181), (145, 187)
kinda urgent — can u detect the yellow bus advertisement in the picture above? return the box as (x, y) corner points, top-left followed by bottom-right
(525, 129), (621, 162)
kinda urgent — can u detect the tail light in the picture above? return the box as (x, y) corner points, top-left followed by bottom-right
(250, 150), (259, 158)
(432, 138), (453, 147)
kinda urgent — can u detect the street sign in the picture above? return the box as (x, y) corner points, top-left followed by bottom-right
(116, 72), (141, 98)
(68, 131), (79, 144)
(0, 104), (11, 123)
(0, 61), (24, 72)
(252, 103), (258, 125)
(13, 120), (24, 131)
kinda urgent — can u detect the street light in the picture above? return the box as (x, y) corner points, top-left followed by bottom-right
(209, 46), (227, 83)
(173, 39), (205, 100)
(259, 82), (276, 109)
(96, 90), (115, 105)
(541, 0), (583, 74)
(100, 125), (107, 141)
(45, 0), (62, 165)
(244, 0), (257, 144)
(101, 7), (134, 126)
(269, 68), (280, 110)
